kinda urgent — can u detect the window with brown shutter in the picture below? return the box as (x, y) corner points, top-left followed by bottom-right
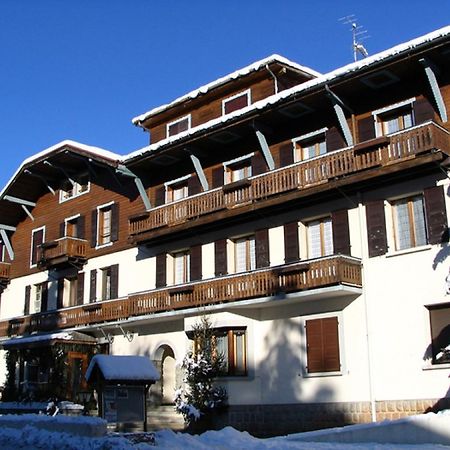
(413, 96), (435, 125)
(212, 167), (224, 189)
(325, 127), (346, 152)
(31, 227), (45, 266)
(284, 222), (299, 263)
(188, 175), (202, 196)
(89, 270), (97, 303)
(154, 185), (166, 206)
(41, 282), (48, 312)
(255, 229), (270, 268)
(110, 264), (119, 299)
(332, 210), (351, 255)
(305, 316), (340, 373)
(215, 239), (227, 276)
(156, 253), (167, 288)
(167, 115), (190, 137)
(424, 186), (448, 245)
(57, 278), (64, 309)
(222, 91), (250, 115)
(111, 203), (119, 242)
(251, 151), (267, 176)
(357, 116), (376, 143)
(366, 200), (388, 257)
(24, 285), (31, 315)
(190, 245), (202, 281)
(278, 143), (294, 168)
(77, 272), (85, 306)
(90, 209), (97, 248)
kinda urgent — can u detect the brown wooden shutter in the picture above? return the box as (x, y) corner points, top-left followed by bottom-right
(155, 253), (167, 288)
(188, 175), (202, 195)
(154, 186), (166, 207)
(57, 278), (64, 309)
(215, 239), (227, 276)
(413, 97), (435, 125)
(111, 203), (119, 242)
(110, 264), (119, 299)
(326, 127), (346, 152)
(190, 245), (202, 281)
(224, 94), (248, 114)
(24, 285), (31, 315)
(32, 229), (44, 265)
(366, 200), (388, 257)
(255, 229), (270, 268)
(59, 222), (66, 238)
(357, 116), (376, 143)
(424, 186), (449, 245)
(77, 272), (85, 306)
(306, 317), (340, 373)
(90, 209), (98, 248)
(251, 151), (267, 176)
(332, 209), (351, 255)
(89, 270), (97, 303)
(284, 222), (299, 263)
(77, 215), (85, 240)
(278, 143), (294, 167)
(41, 282), (48, 312)
(212, 167), (224, 189)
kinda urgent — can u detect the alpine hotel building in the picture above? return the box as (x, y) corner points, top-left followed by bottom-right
(0, 26), (450, 435)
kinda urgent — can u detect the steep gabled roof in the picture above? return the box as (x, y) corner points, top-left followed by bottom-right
(131, 54), (321, 126)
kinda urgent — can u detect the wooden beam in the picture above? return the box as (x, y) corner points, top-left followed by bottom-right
(419, 58), (448, 123)
(3, 195), (36, 207)
(0, 229), (14, 260)
(254, 128), (275, 171)
(116, 165), (152, 211)
(189, 154), (209, 191)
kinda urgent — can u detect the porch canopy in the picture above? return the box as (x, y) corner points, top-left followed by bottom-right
(85, 355), (160, 385)
(1, 331), (97, 349)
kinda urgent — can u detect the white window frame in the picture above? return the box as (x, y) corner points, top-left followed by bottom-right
(300, 311), (346, 378)
(64, 214), (81, 238)
(33, 283), (43, 314)
(59, 180), (90, 203)
(222, 89), (251, 116)
(30, 225), (46, 268)
(164, 174), (191, 203)
(169, 249), (191, 285)
(223, 153), (254, 184)
(166, 114), (191, 138)
(372, 97), (415, 137)
(96, 201), (114, 250)
(292, 127), (328, 162)
(305, 216), (333, 259)
(228, 234), (256, 274)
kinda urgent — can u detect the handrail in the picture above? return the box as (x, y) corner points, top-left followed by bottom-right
(0, 255), (362, 338)
(0, 262), (11, 280)
(129, 122), (450, 236)
(38, 237), (87, 266)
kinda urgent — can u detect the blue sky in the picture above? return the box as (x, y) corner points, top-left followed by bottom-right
(0, 1), (449, 188)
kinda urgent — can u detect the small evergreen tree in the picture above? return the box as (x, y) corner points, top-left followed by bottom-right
(175, 316), (227, 425)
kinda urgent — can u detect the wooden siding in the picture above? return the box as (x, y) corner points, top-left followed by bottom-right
(0, 255), (362, 338)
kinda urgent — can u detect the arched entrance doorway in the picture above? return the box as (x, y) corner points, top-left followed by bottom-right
(153, 345), (176, 405)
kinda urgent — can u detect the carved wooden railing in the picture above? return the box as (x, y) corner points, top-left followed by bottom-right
(0, 262), (11, 283)
(38, 237), (88, 268)
(129, 122), (450, 237)
(0, 255), (362, 338)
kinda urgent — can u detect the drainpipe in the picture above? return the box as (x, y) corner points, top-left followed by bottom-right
(265, 64), (279, 95)
(357, 194), (377, 422)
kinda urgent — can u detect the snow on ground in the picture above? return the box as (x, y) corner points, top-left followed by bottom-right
(0, 412), (449, 449)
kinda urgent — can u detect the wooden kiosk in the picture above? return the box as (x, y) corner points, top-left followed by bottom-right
(86, 355), (160, 431)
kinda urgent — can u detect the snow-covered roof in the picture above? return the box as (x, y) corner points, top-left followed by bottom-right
(125, 25), (450, 162)
(85, 354), (160, 382)
(1, 331), (96, 347)
(0, 139), (122, 200)
(131, 54), (321, 125)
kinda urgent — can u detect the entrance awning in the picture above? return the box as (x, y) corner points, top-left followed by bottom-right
(1, 331), (97, 349)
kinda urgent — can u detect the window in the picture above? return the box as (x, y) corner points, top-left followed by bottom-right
(101, 265), (118, 301)
(307, 218), (333, 258)
(234, 236), (256, 273)
(428, 304), (450, 364)
(305, 316), (341, 374)
(30, 226), (45, 267)
(215, 328), (247, 376)
(167, 115), (191, 137)
(373, 99), (414, 137)
(34, 283), (43, 313)
(224, 155), (252, 184)
(68, 277), (79, 307)
(293, 129), (327, 162)
(59, 178), (90, 202)
(172, 250), (190, 285)
(92, 202), (118, 248)
(166, 177), (189, 203)
(392, 195), (427, 250)
(222, 90), (251, 115)
(64, 215), (84, 239)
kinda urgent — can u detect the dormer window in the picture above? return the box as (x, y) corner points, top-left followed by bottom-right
(59, 177), (90, 203)
(167, 115), (191, 137)
(222, 89), (251, 115)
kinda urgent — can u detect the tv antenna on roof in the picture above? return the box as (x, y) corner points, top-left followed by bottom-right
(339, 15), (370, 62)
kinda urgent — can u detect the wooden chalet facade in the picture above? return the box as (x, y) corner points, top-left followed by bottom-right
(0, 30), (450, 435)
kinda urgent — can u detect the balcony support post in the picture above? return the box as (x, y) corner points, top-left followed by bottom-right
(0, 226), (15, 260)
(189, 154), (209, 191)
(23, 169), (56, 195)
(254, 128), (275, 171)
(419, 58), (448, 123)
(116, 165), (152, 211)
(325, 85), (354, 147)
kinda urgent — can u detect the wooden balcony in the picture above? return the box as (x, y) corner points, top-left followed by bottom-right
(0, 255), (361, 338)
(129, 122), (450, 242)
(0, 262), (11, 288)
(38, 237), (88, 269)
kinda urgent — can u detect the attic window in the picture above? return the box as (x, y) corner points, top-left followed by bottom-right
(222, 90), (251, 115)
(167, 115), (191, 137)
(59, 177), (90, 203)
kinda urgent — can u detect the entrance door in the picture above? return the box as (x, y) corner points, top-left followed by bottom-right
(67, 352), (88, 400)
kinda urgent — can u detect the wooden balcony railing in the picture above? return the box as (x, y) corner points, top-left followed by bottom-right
(38, 237), (88, 269)
(0, 262), (11, 284)
(129, 122), (450, 238)
(0, 255), (361, 338)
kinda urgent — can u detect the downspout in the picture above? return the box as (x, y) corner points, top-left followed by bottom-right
(265, 64), (279, 95)
(357, 193), (377, 422)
